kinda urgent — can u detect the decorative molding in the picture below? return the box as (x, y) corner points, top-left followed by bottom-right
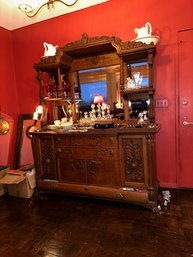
(41, 138), (55, 177)
(72, 160), (84, 171)
(96, 148), (114, 159)
(122, 138), (144, 183)
(118, 40), (155, 53)
(61, 33), (156, 57)
(62, 33), (121, 51)
(87, 160), (101, 174)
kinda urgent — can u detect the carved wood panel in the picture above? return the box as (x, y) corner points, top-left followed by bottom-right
(40, 137), (57, 179)
(87, 160), (120, 186)
(120, 136), (147, 185)
(58, 157), (86, 184)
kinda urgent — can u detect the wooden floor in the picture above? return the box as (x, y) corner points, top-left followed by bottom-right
(0, 189), (193, 257)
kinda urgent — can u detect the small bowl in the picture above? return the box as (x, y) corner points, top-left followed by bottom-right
(133, 35), (160, 45)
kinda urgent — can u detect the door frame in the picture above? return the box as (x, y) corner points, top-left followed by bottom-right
(176, 28), (193, 188)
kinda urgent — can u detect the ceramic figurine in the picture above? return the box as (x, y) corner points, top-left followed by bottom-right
(43, 42), (57, 57)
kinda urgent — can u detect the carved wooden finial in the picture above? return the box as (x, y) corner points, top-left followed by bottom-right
(81, 33), (88, 46)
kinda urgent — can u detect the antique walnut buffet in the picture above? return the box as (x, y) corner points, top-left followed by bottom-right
(31, 34), (160, 211)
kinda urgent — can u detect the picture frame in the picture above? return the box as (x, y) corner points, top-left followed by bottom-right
(13, 113), (34, 169)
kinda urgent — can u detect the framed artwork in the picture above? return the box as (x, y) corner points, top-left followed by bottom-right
(13, 114), (34, 169)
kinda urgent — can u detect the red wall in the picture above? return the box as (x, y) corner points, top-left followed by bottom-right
(1, 0), (193, 186)
(0, 27), (18, 166)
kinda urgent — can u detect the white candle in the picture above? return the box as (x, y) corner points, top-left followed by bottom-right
(36, 105), (43, 114)
(33, 112), (38, 120)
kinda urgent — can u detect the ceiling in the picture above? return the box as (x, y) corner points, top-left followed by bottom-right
(0, 0), (109, 30)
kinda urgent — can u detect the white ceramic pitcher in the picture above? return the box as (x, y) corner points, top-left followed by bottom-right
(43, 42), (56, 57)
(134, 22), (152, 39)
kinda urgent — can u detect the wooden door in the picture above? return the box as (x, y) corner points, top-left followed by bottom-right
(178, 29), (193, 187)
(57, 156), (86, 184)
(87, 159), (120, 186)
(119, 135), (149, 188)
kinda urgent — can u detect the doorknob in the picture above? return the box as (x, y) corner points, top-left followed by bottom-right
(183, 121), (193, 126)
(182, 99), (189, 105)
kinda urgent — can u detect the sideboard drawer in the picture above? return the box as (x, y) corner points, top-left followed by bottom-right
(56, 147), (118, 160)
(54, 135), (117, 148)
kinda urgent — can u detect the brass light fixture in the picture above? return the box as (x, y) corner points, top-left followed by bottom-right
(18, 0), (79, 18)
(0, 106), (9, 135)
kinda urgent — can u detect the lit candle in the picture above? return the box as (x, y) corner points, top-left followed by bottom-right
(36, 105), (43, 114)
(33, 112), (38, 120)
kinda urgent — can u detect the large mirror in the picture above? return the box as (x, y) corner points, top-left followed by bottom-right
(75, 65), (120, 116)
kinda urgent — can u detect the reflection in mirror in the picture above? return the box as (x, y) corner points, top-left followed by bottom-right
(125, 61), (150, 120)
(126, 61), (149, 89)
(129, 99), (149, 119)
(75, 65), (120, 116)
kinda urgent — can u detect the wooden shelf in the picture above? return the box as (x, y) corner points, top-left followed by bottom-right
(122, 87), (155, 95)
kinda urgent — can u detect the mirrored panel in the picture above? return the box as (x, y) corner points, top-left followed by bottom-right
(75, 65), (120, 116)
(128, 98), (150, 120)
(126, 61), (149, 90)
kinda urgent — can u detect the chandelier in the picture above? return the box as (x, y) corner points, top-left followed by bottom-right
(18, 0), (79, 18)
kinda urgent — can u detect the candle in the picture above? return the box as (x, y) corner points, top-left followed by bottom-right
(36, 105), (43, 114)
(33, 112), (38, 120)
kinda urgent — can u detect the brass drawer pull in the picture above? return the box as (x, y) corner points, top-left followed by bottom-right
(109, 150), (114, 156)
(52, 184), (60, 189)
(116, 192), (124, 199)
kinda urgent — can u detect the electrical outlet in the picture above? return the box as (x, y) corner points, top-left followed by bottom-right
(156, 99), (168, 108)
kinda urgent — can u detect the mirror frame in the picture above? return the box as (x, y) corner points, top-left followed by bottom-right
(13, 113), (33, 169)
(34, 33), (156, 124)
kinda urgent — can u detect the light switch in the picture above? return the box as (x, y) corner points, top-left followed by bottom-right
(156, 99), (168, 108)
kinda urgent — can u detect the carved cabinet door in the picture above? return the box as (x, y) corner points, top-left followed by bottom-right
(57, 154), (86, 184)
(119, 135), (149, 188)
(32, 135), (58, 180)
(54, 136), (84, 184)
(87, 159), (121, 186)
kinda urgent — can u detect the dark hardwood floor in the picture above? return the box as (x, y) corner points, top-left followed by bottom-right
(0, 189), (193, 257)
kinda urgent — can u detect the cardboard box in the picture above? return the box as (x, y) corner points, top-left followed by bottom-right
(0, 169), (36, 198)
(0, 166), (9, 196)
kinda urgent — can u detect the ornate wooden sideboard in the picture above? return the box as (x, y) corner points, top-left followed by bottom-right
(31, 34), (160, 211)
(31, 125), (160, 210)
